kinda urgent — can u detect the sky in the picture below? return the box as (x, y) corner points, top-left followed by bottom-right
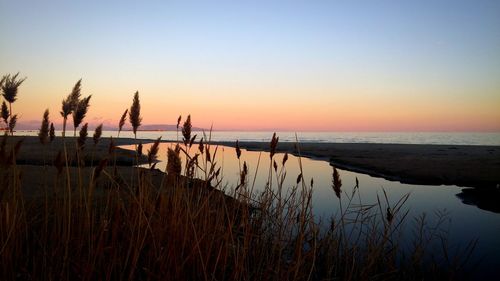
(1, 0), (499, 131)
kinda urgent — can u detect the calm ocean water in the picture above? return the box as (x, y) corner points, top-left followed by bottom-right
(17, 130), (500, 145)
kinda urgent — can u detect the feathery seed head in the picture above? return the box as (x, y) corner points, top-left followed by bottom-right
(1, 101), (9, 124)
(137, 142), (143, 156)
(61, 79), (82, 118)
(332, 167), (342, 199)
(129, 91), (142, 135)
(38, 109), (50, 145)
(73, 95), (91, 129)
(147, 137), (161, 166)
(118, 109), (128, 134)
(167, 147), (182, 177)
(198, 137), (204, 154)
(1, 73), (26, 104)
(270, 132), (279, 159)
(8, 114), (17, 134)
(282, 152), (288, 166)
(182, 114), (192, 146)
(189, 134), (197, 148)
(93, 124), (103, 145)
(108, 137), (115, 155)
(296, 173), (302, 184)
(235, 140), (241, 159)
(69, 79), (82, 109)
(77, 123), (88, 150)
(176, 115), (182, 129)
(49, 123), (55, 142)
(240, 161), (248, 187)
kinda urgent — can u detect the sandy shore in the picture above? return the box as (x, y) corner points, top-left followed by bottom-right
(3, 135), (147, 166)
(5, 136), (500, 189)
(215, 141), (500, 189)
(1, 136), (241, 209)
(1, 136), (153, 199)
(3, 135), (500, 212)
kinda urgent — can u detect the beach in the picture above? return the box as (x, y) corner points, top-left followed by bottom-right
(217, 141), (500, 189)
(3, 136), (143, 165)
(6, 136), (500, 189)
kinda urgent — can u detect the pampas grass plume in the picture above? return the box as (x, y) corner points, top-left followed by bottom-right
(332, 166), (342, 199)
(77, 123), (88, 150)
(129, 91), (142, 136)
(38, 109), (50, 145)
(49, 123), (55, 142)
(147, 137), (161, 167)
(167, 147), (182, 177)
(8, 114), (17, 134)
(93, 123), (103, 145)
(118, 109), (128, 136)
(1, 101), (8, 124)
(1, 72), (26, 104)
(182, 114), (192, 146)
(236, 140), (241, 159)
(73, 95), (91, 134)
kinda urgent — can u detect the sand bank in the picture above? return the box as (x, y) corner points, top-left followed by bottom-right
(5, 136), (500, 189)
(215, 141), (500, 189)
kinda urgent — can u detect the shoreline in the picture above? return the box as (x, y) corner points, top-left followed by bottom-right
(212, 141), (500, 189)
(7, 136), (500, 189)
(5, 135), (149, 166)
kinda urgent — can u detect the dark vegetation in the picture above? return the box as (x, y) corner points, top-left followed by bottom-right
(0, 74), (477, 280)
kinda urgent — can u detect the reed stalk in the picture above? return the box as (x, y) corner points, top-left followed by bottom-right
(0, 84), (478, 280)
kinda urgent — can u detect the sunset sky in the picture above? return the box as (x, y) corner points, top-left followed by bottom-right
(1, 0), (499, 131)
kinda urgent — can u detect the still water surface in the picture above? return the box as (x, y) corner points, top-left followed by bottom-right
(123, 143), (500, 278)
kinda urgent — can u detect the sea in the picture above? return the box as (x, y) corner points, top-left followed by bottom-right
(16, 130), (500, 146)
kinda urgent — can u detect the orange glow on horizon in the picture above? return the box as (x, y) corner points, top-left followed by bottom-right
(11, 79), (500, 132)
(4, 65), (498, 133)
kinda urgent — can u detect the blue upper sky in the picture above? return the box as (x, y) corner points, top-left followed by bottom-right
(1, 0), (499, 131)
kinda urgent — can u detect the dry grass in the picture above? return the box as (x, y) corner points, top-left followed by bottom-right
(0, 135), (477, 280)
(39, 109), (50, 145)
(72, 95), (92, 137)
(129, 91), (142, 137)
(118, 109), (128, 138)
(0, 83), (477, 280)
(60, 79), (82, 138)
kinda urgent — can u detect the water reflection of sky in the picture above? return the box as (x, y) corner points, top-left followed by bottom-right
(122, 143), (500, 278)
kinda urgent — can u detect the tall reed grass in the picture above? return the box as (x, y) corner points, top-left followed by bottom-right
(0, 77), (476, 280)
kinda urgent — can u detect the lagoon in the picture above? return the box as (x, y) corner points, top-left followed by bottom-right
(126, 142), (500, 279)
